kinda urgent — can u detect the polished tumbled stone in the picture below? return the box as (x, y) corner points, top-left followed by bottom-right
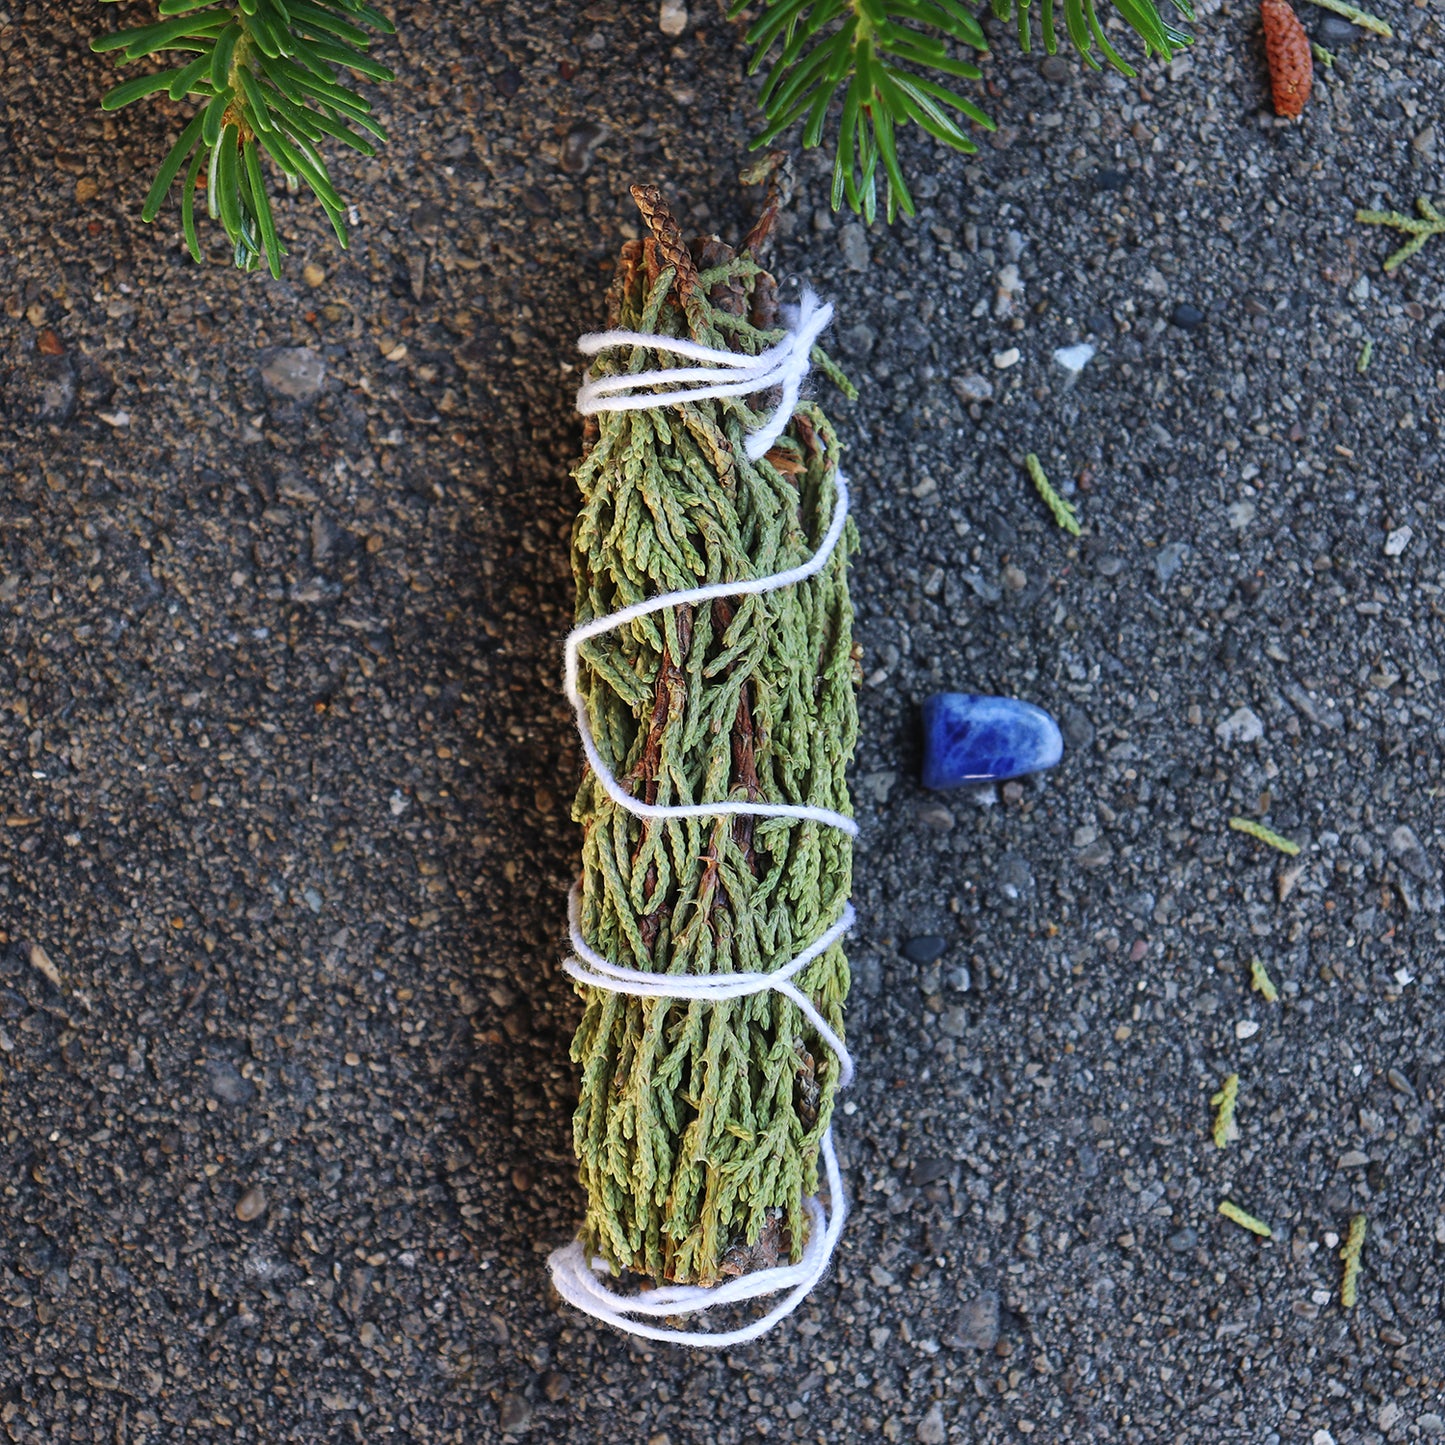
(921, 693), (1064, 790)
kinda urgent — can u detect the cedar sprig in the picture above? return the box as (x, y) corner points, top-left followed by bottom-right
(93, 0), (395, 277)
(1248, 958), (1278, 1003)
(1026, 452), (1082, 535)
(1339, 1213), (1366, 1309)
(1356, 198), (1445, 275)
(1210, 1073), (1239, 1148)
(1218, 1199), (1272, 1238)
(1229, 817), (1301, 856)
(731, 0), (1196, 222)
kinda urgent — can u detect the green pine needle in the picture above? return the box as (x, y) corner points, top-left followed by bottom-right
(1025, 453), (1082, 535)
(1356, 198), (1445, 275)
(93, 0), (394, 276)
(731, 0), (1194, 221)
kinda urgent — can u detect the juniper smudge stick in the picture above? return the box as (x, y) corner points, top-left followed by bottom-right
(566, 196), (858, 1288)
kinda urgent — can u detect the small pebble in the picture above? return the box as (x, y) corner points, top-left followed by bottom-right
(1235, 1019), (1260, 1040)
(951, 373), (994, 404)
(918, 1403), (947, 1445)
(559, 122), (607, 175)
(1153, 542), (1189, 585)
(902, 935), (948, 965)
(839, 223), (870, 272)
(1062, 708), (1095, 750)
(992, 347), (1021, 369)
(260, 346), (326, 403)
(1052, 342), (1095, 375)
(944, 1290), (1000, 1351)
(916, 803), (956, 833)
(1389, 824), (1432, 881)
(1092, 168), (1129, 192)
(1384, 525), (1413, 557)
(301, 263), (326, 288)
(499, 1393), (533, 1435)
(1040, 55), (1071, 83)
(1167, 1227), (1198, 1253)
(658, 0), (688, 36)
(1169, 302), (1205, 330)
(235, 1185), (268, 1222)
(1317, 14), (1362, 44)
(1216, 707), (1265, 746)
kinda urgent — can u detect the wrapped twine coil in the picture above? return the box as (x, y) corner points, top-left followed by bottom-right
(549, 187), (859, 1342)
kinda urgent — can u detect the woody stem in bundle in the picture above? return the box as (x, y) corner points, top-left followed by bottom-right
(566, 187), (858, 1288)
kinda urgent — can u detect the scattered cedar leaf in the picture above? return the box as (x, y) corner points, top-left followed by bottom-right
(1249, 958), (1279, 1002)
(1211, 1073), (1240, 1149)
(1230, 817), (1301, 855)
(1340, 1213), (1367, 1308)
(1219, 1199), (1273, 1237)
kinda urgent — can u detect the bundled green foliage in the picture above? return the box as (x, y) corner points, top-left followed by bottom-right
(92, 0), (394, 275)
(568, 203), (857, 1286)
(734, 0), (1196, 220)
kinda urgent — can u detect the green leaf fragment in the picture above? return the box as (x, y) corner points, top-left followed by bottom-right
(1248, 959), (1278, 1003)
(1229, 818), (1301, 856)
(1210, 1073), (1239, 1149)
(1025, 453), (1082, 535)
(1340, 1213), (1366, 1309)
(1218, 1200), (1272, 1238)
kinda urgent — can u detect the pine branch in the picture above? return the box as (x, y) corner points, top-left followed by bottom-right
(93, 0), (395, 277)
(732, 0), (1195, 221)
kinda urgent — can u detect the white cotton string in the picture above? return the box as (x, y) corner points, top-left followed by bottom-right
(551, 290), (856, 1347)
(548, 1130), (847, 1348)
(565, 469), (857, 840)
(576, 291), (834, 461)
(565, 885), (856, 1087)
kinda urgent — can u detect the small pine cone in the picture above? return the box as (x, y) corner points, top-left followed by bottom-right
(1261, 0), (1313, 118)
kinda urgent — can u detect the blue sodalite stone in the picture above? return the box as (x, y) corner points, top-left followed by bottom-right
(920, 693), (1064, 790)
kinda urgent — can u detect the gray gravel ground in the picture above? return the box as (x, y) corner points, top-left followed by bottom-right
(3, 0), (1445, 1440)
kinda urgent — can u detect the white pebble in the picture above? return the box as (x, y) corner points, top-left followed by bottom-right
(1384, 525), (1413, 556)
(1215, 706), (1264, 746)
(659, 0), (688, 35)
(1052, 342), (1095, 374)
(992, 347), (1021, 370)
(1235, 1019), (1260, 1040)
